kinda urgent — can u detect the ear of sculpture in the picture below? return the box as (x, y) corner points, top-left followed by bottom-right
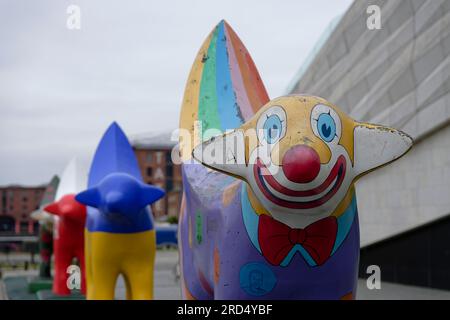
(76, 187), (101, 208)
(76, 182), (165, 210)
(44, 195), (86, 219)
(31, 210), (45, 221)
(192, 129), (248, 180)
(43, 202), (61, 216)
(180, 20), (270, 162)
(139, 184), (165, 207)
(353, 123), (413, 178)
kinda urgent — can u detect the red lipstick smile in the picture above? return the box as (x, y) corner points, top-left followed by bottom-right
(253, 155), (346, 209)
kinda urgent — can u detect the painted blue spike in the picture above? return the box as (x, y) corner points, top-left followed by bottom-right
(88, 122), (142, 187)
(216, 20), (243, 131)
(140, 183), (166, 207)
(79, 122), (165, 233)
(75, 187), (100, 208)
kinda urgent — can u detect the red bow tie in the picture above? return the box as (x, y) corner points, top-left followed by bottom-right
(258, 214), (337, 266)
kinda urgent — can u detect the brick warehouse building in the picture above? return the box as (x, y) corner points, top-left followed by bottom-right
(0, 131), (181, 237)
(0, 185), (45, 235)
(131, 131), (182, 220)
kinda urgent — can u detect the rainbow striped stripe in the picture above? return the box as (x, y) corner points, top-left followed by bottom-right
(180, 20), (269, 159)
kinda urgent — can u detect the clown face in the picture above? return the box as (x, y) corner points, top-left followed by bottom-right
(193, 95), (412, 227)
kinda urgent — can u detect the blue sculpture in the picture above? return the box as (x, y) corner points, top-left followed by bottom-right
(76, 122), (165, 300)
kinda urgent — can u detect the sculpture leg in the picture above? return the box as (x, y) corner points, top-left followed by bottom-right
(122, 273), (133, 300)
(121, 230), (156, 300)
(88, 231), (121, 300)
(90, 262), (119, 300)
(52, 248), (72, 295)
(39, 227), (53, 278)
(84, 229), (94, 299)
(76, 247), (86, 295)
(340, 292), (354, 300)
(123, 264), (154, 300)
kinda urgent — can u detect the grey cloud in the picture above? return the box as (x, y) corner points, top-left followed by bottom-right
(0, 0), (353, 184)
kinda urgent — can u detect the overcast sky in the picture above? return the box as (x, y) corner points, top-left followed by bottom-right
(0, 0), (353, 185)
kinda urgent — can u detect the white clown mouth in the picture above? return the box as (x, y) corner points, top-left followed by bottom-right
(253, 155), (347, 209)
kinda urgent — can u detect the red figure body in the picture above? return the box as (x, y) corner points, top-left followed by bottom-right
(44, 194), (87, 295)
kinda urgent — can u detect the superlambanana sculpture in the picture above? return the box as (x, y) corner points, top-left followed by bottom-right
(178, 21), (413, 299)
(76, 122), (165, 300)
(44, 159), (87, 296)
(30, 175), (60, 280)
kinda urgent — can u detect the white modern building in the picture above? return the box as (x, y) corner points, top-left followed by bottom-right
(288, 0), (450, 289)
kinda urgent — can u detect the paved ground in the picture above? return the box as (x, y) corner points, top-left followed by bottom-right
(2, 250), (450, 300)
(0, 252), (38, 263)
(0, 279), (7, 300)
(0, 250), (182, 300)
(356, 280), (450, 300)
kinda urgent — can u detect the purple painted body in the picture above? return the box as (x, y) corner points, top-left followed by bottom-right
(179, 164), (360, 300)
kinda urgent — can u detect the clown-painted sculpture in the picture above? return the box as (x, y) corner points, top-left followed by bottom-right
(76, 122), (165, 300)
(44, 159), (87, 296)
(178, 21), (413, 299)
(30, 175), (60, 279)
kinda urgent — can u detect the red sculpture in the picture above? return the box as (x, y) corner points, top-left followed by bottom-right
(44, 194), (87, 295)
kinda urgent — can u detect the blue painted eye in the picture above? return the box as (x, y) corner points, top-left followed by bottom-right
(263, 114), (283, 144)
(317, 113), (336, 142)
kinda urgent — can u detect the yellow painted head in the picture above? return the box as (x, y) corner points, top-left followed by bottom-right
(193, 95), (413, 224)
